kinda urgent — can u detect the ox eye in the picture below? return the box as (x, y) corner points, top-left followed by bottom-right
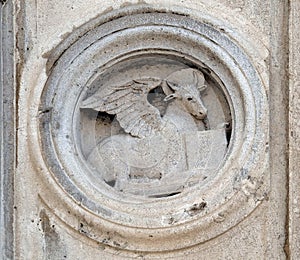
(187, 97), (193, 101)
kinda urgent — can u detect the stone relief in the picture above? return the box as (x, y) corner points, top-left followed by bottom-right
(37, 8), (269, 251)
(81, 68), (228, 197)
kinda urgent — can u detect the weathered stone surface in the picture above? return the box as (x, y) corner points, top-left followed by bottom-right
(1, 0), (298, 259)
(0, 1), (15, 259)
(289, 1), (300, 259)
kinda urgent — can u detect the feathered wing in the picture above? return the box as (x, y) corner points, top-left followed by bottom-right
(81, 79), (163, 138)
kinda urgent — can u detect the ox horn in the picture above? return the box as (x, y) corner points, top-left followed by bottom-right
(192, 70), (207, 92)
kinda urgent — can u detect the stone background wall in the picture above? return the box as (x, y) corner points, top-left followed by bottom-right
(1, 0), (299, 259)
(288, 1), (300, 259)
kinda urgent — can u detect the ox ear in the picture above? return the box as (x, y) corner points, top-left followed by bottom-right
(198, 84), (207, 92)
(164, 93), (180, 102)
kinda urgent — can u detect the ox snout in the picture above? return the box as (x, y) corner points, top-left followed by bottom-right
(193, 108), (207, 120)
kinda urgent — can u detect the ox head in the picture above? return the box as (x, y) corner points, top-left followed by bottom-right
(162, 68), (207, 120)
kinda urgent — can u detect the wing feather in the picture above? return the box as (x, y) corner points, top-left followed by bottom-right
(81, 78), (162, 138)
(103, 89), (133, 103)
(105, 102), (135, 114)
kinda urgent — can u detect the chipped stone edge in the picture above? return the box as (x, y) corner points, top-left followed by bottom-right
(0, 0), (15, 259)
(289, 1), (300, 259)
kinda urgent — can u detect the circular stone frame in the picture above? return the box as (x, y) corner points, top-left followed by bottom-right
(38, 5), (269, 252)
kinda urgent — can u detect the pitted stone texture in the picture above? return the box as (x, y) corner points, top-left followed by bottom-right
(0, 1), (15, 259)
(289, 1), (300, 258)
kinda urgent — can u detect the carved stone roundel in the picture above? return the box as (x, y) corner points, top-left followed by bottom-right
(39, 5), (268, 252)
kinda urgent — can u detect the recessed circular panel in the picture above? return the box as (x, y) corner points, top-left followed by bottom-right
(79, 53), (230, 198)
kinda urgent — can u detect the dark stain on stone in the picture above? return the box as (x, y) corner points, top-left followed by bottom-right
(39, 209), (67, 259)
(185, 201), (207, 216)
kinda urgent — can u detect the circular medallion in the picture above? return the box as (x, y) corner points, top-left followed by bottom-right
(38, 5), (268, 252)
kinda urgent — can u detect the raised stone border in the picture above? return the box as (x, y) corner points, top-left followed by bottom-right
(0, 0), (15, 259)
(289, 1), (300, 258)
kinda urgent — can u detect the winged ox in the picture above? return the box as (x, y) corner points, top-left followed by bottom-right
(81, 68), (208, 190)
